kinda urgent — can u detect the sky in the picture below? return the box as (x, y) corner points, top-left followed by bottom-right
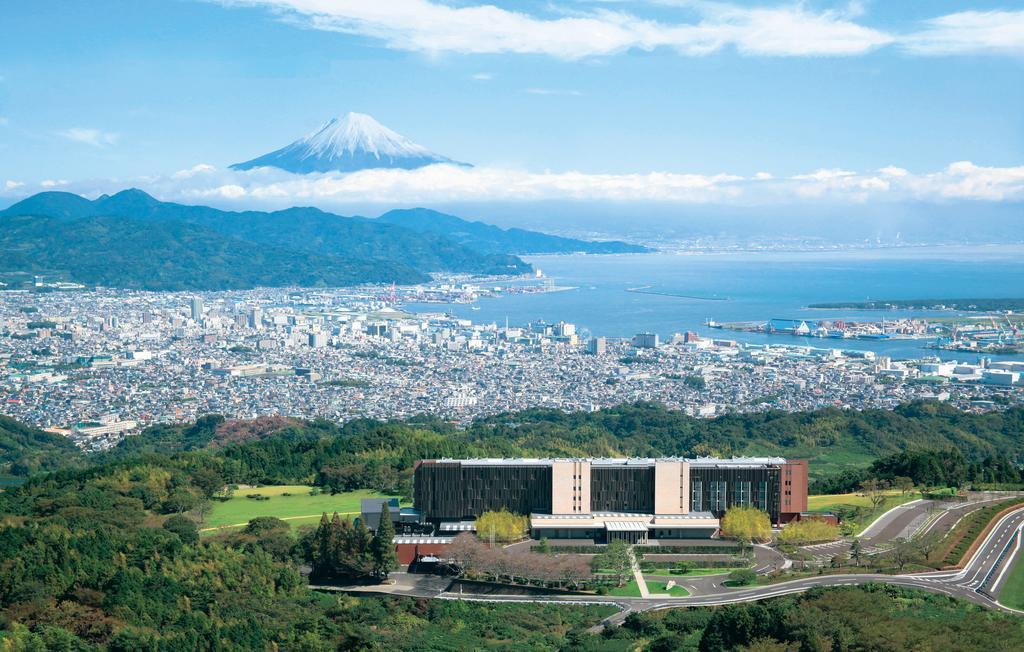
(0, 0), (1022, 211)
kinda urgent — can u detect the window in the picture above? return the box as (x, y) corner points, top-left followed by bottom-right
(710, 480), (727, 512)
(737, 481), (751, 507)
(691, 480), (703, 512)
(758, 481), (769, 510)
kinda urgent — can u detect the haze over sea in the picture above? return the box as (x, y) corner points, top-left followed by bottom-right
(407, 245), (1024, 361)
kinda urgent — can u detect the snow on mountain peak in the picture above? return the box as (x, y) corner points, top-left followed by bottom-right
(230, 112), (470, 174)
(301, 112), (432, 160)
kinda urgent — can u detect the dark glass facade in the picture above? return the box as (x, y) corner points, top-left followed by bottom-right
(690, 466), (781, 521)
(414, 462), (552, 521)
(414, 460), (792, 525)
(590, 466), (655, 513)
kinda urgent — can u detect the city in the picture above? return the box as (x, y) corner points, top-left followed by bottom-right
(2, 1), (1024, 650)
(3, 284), (1023, 451)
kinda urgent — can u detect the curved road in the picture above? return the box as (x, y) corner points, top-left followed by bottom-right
(314, 494), (1024, 629)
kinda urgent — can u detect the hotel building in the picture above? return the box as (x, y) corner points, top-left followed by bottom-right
(412, 457), (808, 544)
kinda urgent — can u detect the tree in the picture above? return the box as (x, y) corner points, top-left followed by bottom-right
(779, 518), (840, 545)
(893, 476), (915, 496)
(727, 568), (756, 586)
(850, 538), (863, 566)
(371, 503), (398, 579)
(720, 506), (772, 545)
(163, 514), (199, 545)
(596, 540), (633, 587)
(888, 537), (920, 572)
(190, 467), (225, 499)
(917, 531), (943, 563)
(475, 509), (528, 544)
(860, 478), (889, 510)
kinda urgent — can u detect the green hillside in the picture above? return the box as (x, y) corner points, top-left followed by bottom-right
(0, 189), (531, 290)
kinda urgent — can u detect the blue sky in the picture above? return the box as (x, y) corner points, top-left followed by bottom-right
(0, 0), (1021, 208)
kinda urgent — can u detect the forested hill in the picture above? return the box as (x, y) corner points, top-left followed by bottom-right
(0, 415), (83, 483)
(377, 207), (650, 255)
(5, 402), (1022, 491)
(2, 402), (1023, 647)
(0, 189), (530, 290)
(72, 400), (1022, 493)
(3, 443), (1020, 649)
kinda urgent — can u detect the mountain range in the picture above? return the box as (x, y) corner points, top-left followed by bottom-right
(376, 208), (648, 255)
(0, 190), (647, 291)
(230, 112), (467, 174)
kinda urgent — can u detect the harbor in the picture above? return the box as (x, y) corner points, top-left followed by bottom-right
(709, 315), (1024, 355)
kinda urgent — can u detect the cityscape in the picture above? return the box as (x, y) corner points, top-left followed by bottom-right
(2, 1), (1024, 650)
(4, 283), (1023, 452)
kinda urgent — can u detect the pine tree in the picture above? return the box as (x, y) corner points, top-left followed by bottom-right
(371, 504), (399, 579)
(352, 517), (374, 575)
(329, 512), (345, 577)
(312, 513), (331, 578)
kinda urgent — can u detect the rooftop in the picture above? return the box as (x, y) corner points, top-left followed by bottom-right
(426, 456), (789, 467)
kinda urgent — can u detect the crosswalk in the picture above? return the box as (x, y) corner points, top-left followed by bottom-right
(795, 540), (889, 567)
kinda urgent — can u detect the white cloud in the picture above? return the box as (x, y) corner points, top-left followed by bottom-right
(471, 72), (493, 81)
(791, 168), (856, 181)
(12, 160), (1024, 205)
(902, 10), (1024, 56)
(915, 161), (1024, 201)
(217, 0), (893, 58)
(172, 163), (218, 179)
(39, 179), (69, 188)
(4, 180), (24, 190)
(525, 88), (582, 96)
(879, 166), (908, 177)
(207, 184), (247, 199)
(57, 128), (119, 148)
(213, 1), (1024, 59)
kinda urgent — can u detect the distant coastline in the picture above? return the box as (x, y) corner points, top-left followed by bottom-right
(808, 298), (1024, 312)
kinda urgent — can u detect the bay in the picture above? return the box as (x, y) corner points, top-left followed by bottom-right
(406, 245), (1024, 361)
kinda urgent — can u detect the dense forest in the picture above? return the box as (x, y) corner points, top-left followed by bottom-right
(3, 449), (1024, 649)
(5, 401), (1024, 495)
(3, 401), (1024, 649)
(0, 415), (83, 483)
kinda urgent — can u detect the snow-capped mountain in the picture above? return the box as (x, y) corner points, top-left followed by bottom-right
(230, 112), (469, 174)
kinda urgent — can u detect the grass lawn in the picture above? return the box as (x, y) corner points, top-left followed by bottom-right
(807, 490), (918, 512)
(606, 579), (643, 597)
(202, 486), (404, 533)
(999, 549), (1024, 610)
(646, 580), (691, 596)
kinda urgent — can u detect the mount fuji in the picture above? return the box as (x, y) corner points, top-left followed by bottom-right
(230, 112), (469, 174)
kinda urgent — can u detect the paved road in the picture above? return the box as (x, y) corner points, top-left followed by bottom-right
(313, 495), (1024, 630)
(794, 492), (1021, 567)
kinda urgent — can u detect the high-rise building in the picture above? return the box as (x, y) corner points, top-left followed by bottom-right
(587, 336), (606, 355)
(308, 332), (327, 348)
(190, 297), (203, 321)
(247, 307), (263, 329)
(632, 332), (659, 349)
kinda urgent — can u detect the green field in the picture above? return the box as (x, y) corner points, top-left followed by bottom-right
(807, 491), (920, 513)
(606, 579), (643, 597)
(202, 485), (404, 533)
(999, 549), (1024, 610)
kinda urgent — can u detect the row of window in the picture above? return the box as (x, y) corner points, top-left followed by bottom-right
(691, 480), (770, 512)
